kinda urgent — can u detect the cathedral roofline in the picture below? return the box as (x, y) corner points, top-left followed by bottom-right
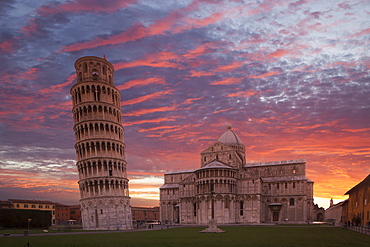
(196, 160), (236, 171)
(159, 184), (179, 189)
(262, 175), (310, 183)
(164, 169), (196, 175)
(245, 159), (306, 167)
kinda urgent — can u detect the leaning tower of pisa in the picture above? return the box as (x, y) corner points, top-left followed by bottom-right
(71, 56), (132, 230)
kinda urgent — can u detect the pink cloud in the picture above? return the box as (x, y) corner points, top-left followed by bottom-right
(183, 97), (204, 105)
(124, 117), (178, 127)
(121, 89), (173, 106)
(184, 43), (213, 59)
(249, 71), (278, 79)
(20, 18), (40, 37)
(213, 108), (233, 114)
(210, 77), (243, 85)
(0, 40), (15, 53)
(348, 27), (370, 38)
(39, 0), (136, 15)
(114, 51), (182, 70)
(138, 125), (180, 133)
(40, 74), (76, 94)
(214, 61), (245, 72)
(2, 67), (40, 82)
(116, 77), (166, 91)
(61, 23), (149, 52)
(61, 3), (227, 53)
(122, 105), (178, 117)
(188, 70), (215, 77)
(20, 0), (137, 40)
(342, 128), (370, 133)
(227, 90), (258, 98)
(267, 49), (289, 59)
(172, 12), (224, 34)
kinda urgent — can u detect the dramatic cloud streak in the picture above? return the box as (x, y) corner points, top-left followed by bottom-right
(0, 0), (369, 209)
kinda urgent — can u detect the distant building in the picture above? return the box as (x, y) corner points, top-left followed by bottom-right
(313, 203), (325, 221)
(344, 174), (370, 226)
(325, 199), (345, 226)
(69, 205), (82, 224)
(55, 204), (71, 225)
(160, 126), (315, 224)
(55, 204), (82, 225)
(341, 199), (349, 225)
(0, 200), (13, 209)
(131, 207), (160, 222)
(8, 199), (56, 224)
(2, 199), (82, 225)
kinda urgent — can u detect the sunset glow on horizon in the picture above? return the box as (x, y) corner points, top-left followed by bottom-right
(0, 0), (369, 210)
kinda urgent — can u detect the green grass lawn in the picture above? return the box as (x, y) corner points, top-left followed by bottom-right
(1, 226), (369, 247)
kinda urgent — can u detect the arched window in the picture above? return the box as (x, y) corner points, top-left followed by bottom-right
(225, 199), (229, 209)
(92, 70), (99, 80)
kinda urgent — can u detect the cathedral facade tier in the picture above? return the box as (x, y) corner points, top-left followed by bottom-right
(160, 126), (314, 224)
(71, 56), (132, 230)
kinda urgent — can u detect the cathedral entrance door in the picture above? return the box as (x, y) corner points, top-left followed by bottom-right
(269, 203), (282, 222)
(174, 204), (179, 223)
(273, 211), (279, 221)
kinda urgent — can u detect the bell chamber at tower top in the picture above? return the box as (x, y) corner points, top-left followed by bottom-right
(74, 56), (114, 85)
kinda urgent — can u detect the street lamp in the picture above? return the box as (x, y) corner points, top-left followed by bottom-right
(28, 218), (32, 231)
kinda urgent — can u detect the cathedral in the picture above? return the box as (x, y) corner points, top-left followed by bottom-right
(160, 125), (314, 224)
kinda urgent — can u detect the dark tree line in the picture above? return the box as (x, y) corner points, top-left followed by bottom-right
(0, 209), (51, 228)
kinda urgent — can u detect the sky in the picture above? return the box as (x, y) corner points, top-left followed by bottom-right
(0, 0), (369, 209)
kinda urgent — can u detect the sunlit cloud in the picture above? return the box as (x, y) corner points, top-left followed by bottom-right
(121, 89), (173, 106)
(249, 71), (278, 79)
(40, 74), (76, 94)
(115, 51), (182, 70)
(117, 77), (166, 91)
(188, 70), (215, 77)
(124, 117), (179, 127)
(210, 77), (243, 85)
(227, 90), (259, 98)
(122, 105), (178, 117)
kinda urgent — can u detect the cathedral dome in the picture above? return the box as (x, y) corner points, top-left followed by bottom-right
(218, 125), (242, 144)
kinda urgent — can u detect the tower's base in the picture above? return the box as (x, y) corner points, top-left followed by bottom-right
(80, 196), (132, 230)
